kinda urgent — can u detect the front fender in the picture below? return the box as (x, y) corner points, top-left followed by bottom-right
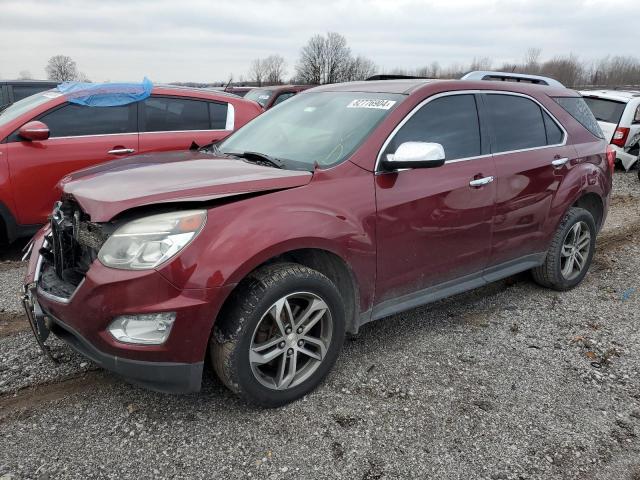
(156, 162), (377, 315)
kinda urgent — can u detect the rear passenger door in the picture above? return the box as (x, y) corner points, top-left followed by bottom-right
(482, 92), (573, 268)
(138, 96), (233, 153)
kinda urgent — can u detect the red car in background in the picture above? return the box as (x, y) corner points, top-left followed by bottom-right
(0, 85), (262, 243)
(244, 85), (314, 109)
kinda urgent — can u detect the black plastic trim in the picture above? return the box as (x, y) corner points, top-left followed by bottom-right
(42, 306), (203, 394)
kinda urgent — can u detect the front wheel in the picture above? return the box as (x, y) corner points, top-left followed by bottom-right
(211, 263), (345, 407)
(532, 207), (596, 291)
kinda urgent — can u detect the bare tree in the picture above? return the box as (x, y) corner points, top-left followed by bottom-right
(343, 55), (377, 81)
(523, 47), (542, 73)
(324, 32), (351, 84)
(296, 34), (326, 84)
(263, 55), (287, 84)
(45, 55), (78, 82)
(77, 72), (91, 83)
(18, 70), (33, 80)
(248, 58), (267, 86)
(540, 54), (583, 87)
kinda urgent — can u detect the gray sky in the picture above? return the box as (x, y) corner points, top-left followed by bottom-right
(0, 0), (634, 83)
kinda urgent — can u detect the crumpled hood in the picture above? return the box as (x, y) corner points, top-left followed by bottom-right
(61, 151), (313, 222)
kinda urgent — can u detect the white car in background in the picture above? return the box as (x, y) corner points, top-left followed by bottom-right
(580, 90), (640, 171)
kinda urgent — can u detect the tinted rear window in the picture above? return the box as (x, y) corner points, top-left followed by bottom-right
(485, 94), (547, 153)
(553, 97), (604, 139)
(12, 85), (52, 102)
(143, 97), (210, 132)
(582, 97), (626, 124)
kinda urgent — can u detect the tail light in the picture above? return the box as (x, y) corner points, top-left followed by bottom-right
(611, 127), (630, 147)
(606, 145), (616, 173)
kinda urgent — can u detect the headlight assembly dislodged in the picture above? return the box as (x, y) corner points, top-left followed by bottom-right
(98, 210), (206, 270)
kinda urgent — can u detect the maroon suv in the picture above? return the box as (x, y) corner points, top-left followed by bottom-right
(23, 76), (613, 407)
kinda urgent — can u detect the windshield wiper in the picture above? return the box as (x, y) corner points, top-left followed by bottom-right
(225, 151), (285, 169)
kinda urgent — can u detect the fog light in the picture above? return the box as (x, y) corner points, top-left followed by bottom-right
(108, 312), (176, 345)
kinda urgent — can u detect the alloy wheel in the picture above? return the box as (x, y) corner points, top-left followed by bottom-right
(249, 292), (333, 390)
(560, 221), (591, 280)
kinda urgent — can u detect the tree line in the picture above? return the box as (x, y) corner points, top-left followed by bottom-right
(8, 37), (640, 88)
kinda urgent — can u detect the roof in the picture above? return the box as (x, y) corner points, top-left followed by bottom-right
(580, 89), (640, 103)
(312, 79), (438, 94)
(0, 80), (58, 85)
(155, 84), (242, 99)
(249, 84), (313, 91)
(309, 78), (572, 97)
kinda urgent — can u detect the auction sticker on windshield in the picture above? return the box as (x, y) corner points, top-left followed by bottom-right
(347, 99), (396, 110)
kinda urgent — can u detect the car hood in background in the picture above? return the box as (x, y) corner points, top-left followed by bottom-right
(61, 151), (313, 222)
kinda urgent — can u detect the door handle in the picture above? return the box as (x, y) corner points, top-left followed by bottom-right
(469, 176), (495, 187)
(108, 148), (135, 155)
(551, 157), (569, 167)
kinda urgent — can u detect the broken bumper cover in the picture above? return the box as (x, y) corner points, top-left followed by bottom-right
(23, 286), (203, 394)
(22, 228), (233, 395)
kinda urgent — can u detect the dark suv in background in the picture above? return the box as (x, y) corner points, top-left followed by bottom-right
(23, 72), (612, 407)
(0, 80), (57, 110)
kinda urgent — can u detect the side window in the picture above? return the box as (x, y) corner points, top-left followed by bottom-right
(385, 94), (481, 161)
(209, 102), (228, 130)
(143, 97), (210, 132)
(485, 94), (547, 153)
(553, 97), (604, 139)
(543, 111), (563, 145)
(39, 104), (135, 138)
(272, 92), (296, 107)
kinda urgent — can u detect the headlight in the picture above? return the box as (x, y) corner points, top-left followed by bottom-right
(98, 210), (206, 270)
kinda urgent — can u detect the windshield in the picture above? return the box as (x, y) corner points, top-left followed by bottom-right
(219, 91), (404, 169)
(583, 97), (626, 124)
(244, 89), (275, 107)
(0, 91), (58, 128)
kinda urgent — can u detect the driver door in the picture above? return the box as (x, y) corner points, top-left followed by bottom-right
(374, 93), (496, 311)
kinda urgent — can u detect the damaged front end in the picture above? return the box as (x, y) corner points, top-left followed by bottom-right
(22, 198), (112, 361)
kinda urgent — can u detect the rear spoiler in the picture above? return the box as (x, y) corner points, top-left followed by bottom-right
(461, 71), (564, 88)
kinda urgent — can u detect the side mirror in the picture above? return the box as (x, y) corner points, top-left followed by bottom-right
(382, 142), (445, 170)
(18, 121), (50, 141)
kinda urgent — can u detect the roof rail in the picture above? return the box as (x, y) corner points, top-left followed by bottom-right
(366, 74), (430, 81)
(461, 71), (564, 88)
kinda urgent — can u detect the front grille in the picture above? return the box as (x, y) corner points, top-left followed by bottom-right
(40, 199), (108, 291)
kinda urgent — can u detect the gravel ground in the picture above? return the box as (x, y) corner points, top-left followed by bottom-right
(0, 170), (639, 480)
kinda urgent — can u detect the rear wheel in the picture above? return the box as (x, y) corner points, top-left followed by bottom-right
(211, 263), (345, 407)
(532, 207), (596, 291)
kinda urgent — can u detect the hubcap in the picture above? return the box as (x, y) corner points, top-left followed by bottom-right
(560, 220), (591, 280)
(249, 292), (332, 390)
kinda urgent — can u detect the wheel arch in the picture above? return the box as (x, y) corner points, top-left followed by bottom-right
(214, 246), (361, 337)
(572, 192), (604, 231)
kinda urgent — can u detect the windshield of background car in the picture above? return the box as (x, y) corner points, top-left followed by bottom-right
(582, 97), (626, 124)
(219, 91), (405, 169)
(244, 89), (275, 107)
(0, 91), (57, 128)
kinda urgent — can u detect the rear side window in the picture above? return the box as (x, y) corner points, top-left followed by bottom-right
(209, 102), (229, 130)
(143, 97), (211, 132)
(582, 97), (625, 125)
(485, 94), (547, 153)
(273, 92), (296, 107)
(543, 111), (564, 144)
(553, 97), (604, 139)
(385, 94), (481, 161)
(39, 104), (135, 137)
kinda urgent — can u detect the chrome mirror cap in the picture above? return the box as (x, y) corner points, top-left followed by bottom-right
(383, 141), (446, 170)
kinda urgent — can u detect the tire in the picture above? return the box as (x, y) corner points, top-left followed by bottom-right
(532, 207), (596, 291)
(211, 262), (345, 407)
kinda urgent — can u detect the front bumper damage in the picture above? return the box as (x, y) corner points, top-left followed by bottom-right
(22, 282), (204, 394)
(21, 217), (229, 395)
